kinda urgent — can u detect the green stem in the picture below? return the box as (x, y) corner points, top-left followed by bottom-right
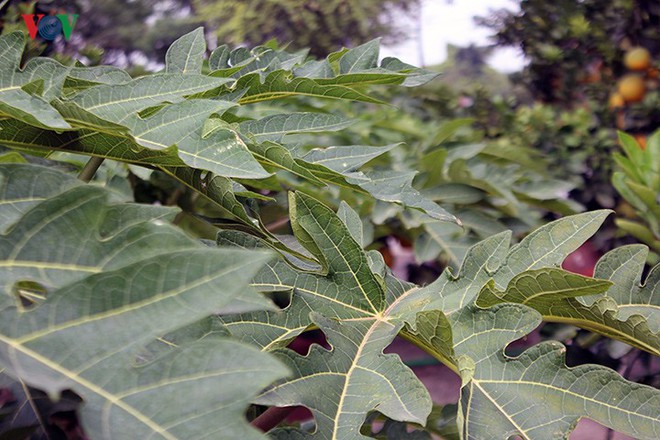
(78, 156), (104, 182)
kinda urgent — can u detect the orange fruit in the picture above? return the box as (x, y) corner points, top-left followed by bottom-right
(624, 47), (651, 71)
(617, 74), (646, 102)
(608, 92), (625, 109)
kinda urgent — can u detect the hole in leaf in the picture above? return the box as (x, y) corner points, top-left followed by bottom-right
(0, 387), (15, 407)
(539, 322), (580, 342)
(249, 405), (314, 433)
(362, 411), (431, 438)
(427, 403), (459, 438)
(2, 386), (83, 439)
(561, 241), (599, 277)
(504, 327), (542, 357)
(137, 103), (169, 119)
(266, 290), (291, 310)
(287, 329), (329, 355)
(12, 281), (48, 311)
(571, 418), (636, 440)
(284, 406), (313, 425)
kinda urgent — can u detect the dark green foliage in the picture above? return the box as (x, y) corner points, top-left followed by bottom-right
(192, 0), (420, 57)
(0, 30), (658, 440)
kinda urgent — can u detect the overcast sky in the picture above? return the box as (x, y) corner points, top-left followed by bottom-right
(380, 0), (526, 72)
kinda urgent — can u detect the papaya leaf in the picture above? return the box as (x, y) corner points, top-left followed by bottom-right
(0, 164), (287, 439)
(0, 118), (191, 168)
(125, 99), (268, 179)
(477, 265), (659, 355)
(256, 313), (431, 440)
(0, 33), (70, 130)
(246, 141), (327, 186)
(589, 245), (659, 332)
(414, 222), (476, 268)
(292, 40), (438, 88)
(239, 113), (354, 143)
(234, 70), (386, 105)
(165, 27), (206, 75)
(348, 170), (456, 223)
(216, 195), (462, 438)
(67, 73), (231, 124)
(408, 301), (660, 439)
(337, 201), (364, 247)
(63, 65), (132, 93)
(451, 304), (659, 439)
(338, 39), (380, 73)
(217, 195), (438, 439)
(0, 163), (82, 231)
(302, 144), (399, 174)
(0, 101), (270, 179)
(221, 192), (386, 346)
(403, 211), (660, 438)
(406, 211), (654, 353)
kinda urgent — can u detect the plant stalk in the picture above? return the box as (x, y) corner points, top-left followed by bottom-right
(78, 156), (105, 182)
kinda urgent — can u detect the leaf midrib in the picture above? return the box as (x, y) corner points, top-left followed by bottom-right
(475, 378), (659, 422)
(544, 315), (659, 356)
(0, 333), (176, 440)
(16, 262), (241, 344)
(333, 284), (436, 434)
(298, 196), (382, 314)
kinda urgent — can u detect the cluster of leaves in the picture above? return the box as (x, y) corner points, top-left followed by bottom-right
(0, 30), (658, 439)
(476, 1), (658, 225)
(0, 29), (454, 244)
(285, 99), (583, 270)
(487, 103), (620, 209)
(242, 41), (585, 271)
(305, 42), (621, 243)
(194, 0), (420, 57)
(612, 131), (660, 263)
